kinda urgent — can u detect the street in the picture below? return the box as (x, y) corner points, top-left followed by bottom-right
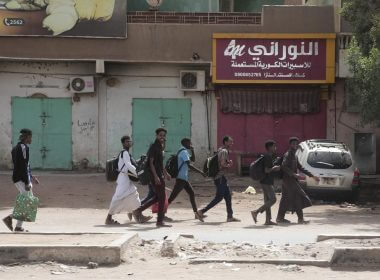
(1, 172), (379, 279)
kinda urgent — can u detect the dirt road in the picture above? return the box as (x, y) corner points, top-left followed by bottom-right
(0, 172), (379, 279)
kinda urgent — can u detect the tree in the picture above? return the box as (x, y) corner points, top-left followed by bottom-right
(342, 0), (380, 125)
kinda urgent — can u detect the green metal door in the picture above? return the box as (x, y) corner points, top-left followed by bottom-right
(132, 99), (162, 159)
(161, 99), (192, 156)
(12, 97), (72, 170)
(132, 98), (191, 161)
(12, 98), (44, 169)
(42, 99), (72, 169)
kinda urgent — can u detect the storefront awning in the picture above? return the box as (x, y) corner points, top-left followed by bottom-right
(219, 87), (321, 114)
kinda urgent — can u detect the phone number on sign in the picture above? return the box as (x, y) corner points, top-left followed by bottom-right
(234, 72), (262, 77)
(3, 18), (25, 26)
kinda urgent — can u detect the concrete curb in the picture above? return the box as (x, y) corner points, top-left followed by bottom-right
(317, 234), (380, 242)
(0, 233), (137, 265)
(0, 232), (132, 235)
(188, 259), (331, 267)
(110, 233), (140, 262)
(331, 247), (380, 268)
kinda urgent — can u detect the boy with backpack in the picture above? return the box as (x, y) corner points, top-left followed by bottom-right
(132, 128), (172, 227)
(105, 135), (152, 225)
(251, 140), (281, 226)
(166, 138), (205, 222)
(197, 136), (240, 222)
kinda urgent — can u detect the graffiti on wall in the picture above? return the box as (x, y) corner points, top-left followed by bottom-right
(77, 118), (96, 135)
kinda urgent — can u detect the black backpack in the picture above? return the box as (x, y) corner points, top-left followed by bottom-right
(203, 153), (219, 177)
(106, 151), (140, 182)
(249, 155), (265, 181)
(106, 151), (123, 182)
(165, 148), (186, 178)
(135, 155), (151, 185)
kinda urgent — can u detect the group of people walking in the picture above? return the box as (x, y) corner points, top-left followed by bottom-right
(3, 127), (320, 232)
(106, 128), (241, 227)
(251, 138), (320, 226)
(105, 128), (320, 228)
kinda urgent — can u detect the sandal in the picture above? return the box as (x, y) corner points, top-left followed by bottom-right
(105, 219), (120, 225)
(194, 212), (204, 222)
(14, 227), (28, 232)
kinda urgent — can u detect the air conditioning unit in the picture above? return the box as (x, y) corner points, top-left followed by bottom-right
(69, 76), (95, 93)
(180, 70), (205, 91)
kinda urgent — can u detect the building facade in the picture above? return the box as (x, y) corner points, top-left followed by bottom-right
(0, 1), (336, 173)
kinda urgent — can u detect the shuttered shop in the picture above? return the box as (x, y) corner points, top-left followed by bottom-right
(217, 86), (327, 174)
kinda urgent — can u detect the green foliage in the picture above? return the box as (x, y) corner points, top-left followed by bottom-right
(342, 0), (380, 124)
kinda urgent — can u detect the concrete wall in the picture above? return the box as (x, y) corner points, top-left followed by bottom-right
(0, 62), (217, 169)
(102, 63), (217, 168)
(0, 6), (335, 62)
(0, 62), (99, 169)
(338, 48), (352, 78)
(305, 0), (353, 33)
(262, 5), (334, 33)
(327, 79), (380, 173)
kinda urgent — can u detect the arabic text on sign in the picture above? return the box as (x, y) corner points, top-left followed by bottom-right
(224, 40), (319, 60)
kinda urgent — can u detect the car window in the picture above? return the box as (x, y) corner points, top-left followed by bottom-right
(307, 151), (352, 169)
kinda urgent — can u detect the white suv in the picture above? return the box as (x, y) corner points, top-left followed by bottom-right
(296, 139), (360, 202)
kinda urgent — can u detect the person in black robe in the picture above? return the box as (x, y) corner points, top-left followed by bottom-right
(276, 137), (320, 224)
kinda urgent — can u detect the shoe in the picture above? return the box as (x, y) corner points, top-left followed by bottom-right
(140, 215), (153, 223)
(196, 210), (206, 220)
(194, 211), (204, 222)
(251, 211), (258, 224)
(14, 227), (27, 232)
(132, 210), (142, 223)
(264, 221), (277, 226)
(227, 217), (241, 222)
(156, 222), (172, 228)
(276, 218), (291, 224)
(127, 213), (133, 221)
(2, 216), (13, 232)
(298, 219), (310, 224)
(163, 216), (174, 222)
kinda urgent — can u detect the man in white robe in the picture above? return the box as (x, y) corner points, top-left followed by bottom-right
(105, 135), (151, 225)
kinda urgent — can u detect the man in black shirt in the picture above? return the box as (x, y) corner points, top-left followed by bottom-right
(132, 128), (172, 227)
(3, 128), (39, 232)
(251, 140), (280, 226)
